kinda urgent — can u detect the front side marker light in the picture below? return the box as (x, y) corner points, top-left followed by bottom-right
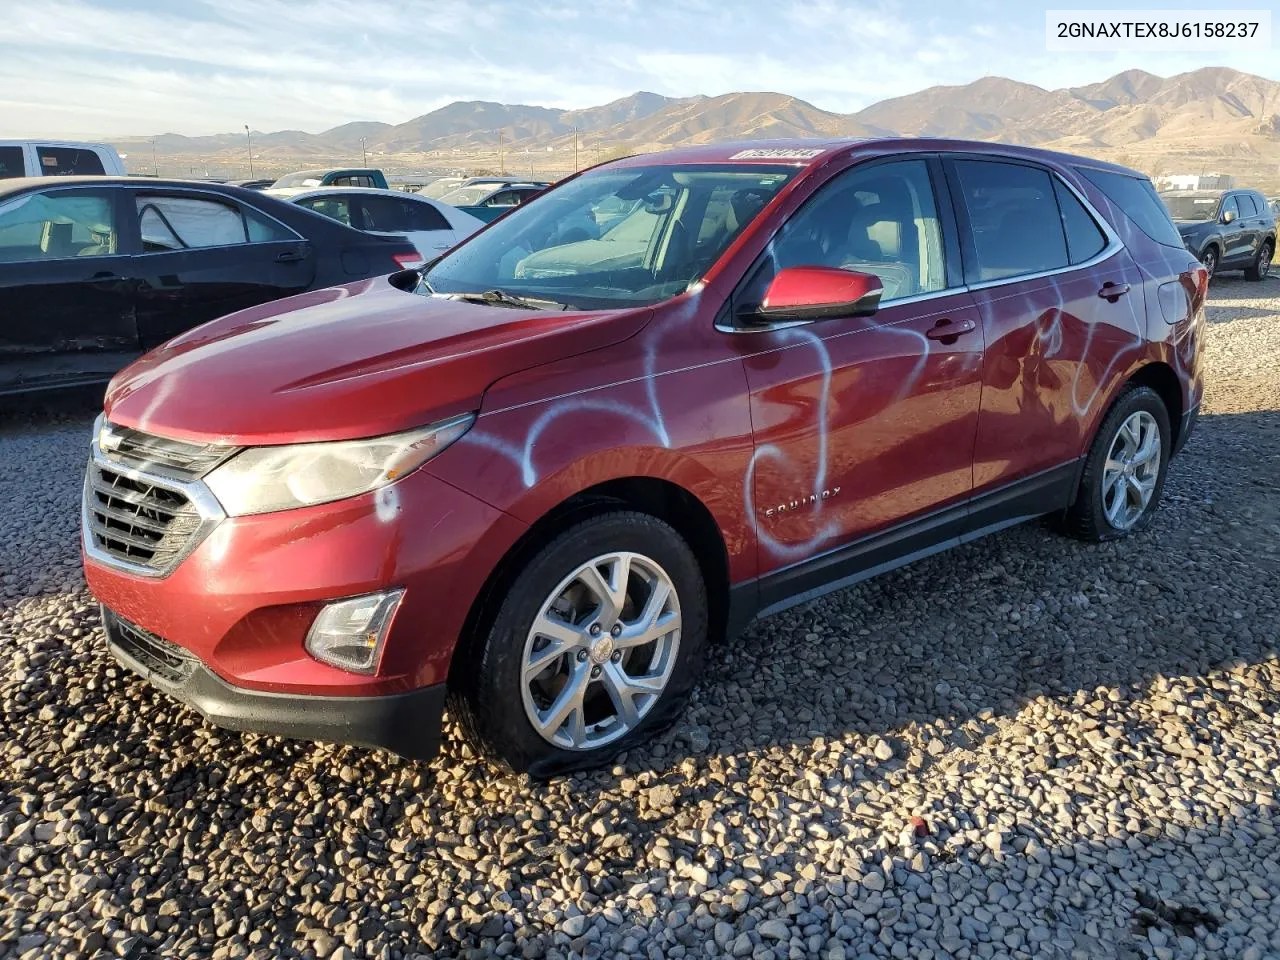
(305, 589), (404, 674)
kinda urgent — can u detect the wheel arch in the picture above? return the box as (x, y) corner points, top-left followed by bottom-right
(446, 475), (731, 689)
(1126, 361), (1184, 450)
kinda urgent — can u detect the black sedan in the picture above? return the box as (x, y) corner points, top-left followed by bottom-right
(0, 177), (420, 395)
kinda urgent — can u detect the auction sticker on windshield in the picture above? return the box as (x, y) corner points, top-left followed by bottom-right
(729, 148), (825, 160)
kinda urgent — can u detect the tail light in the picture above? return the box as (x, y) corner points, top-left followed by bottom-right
(392, 252), (426, 269)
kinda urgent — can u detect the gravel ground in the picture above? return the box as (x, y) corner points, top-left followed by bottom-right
(2, 274), (1279, 960)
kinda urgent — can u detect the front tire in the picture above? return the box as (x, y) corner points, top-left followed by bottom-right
(1245, 241), (1273, 281)
(1201, 245), (1218, 280)
(1062, 385), (1171, 542)
(449, 511), (708, 775)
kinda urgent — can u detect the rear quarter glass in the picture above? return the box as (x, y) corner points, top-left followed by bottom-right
(1078, 168), (1184, 251)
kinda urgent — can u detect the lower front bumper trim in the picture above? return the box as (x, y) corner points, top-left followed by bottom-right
(103, 607), (446, 761)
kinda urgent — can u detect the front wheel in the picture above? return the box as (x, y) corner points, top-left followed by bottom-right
(1245, 241), (1273, 281)
(449, 511), (708, 775)
(1062, 385), (1171, 542)
(1201, 246), (1218, 280)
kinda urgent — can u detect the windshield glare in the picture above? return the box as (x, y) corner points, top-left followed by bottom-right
(423, 164), (796, 310)
(1161, 195), (1219, 221)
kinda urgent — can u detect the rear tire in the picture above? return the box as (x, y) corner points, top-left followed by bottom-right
(1244, 241), (1273, 281)
(449, 511), (708, 776)
(1062, 385), (1171, 542)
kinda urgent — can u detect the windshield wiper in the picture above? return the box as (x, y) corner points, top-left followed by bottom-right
(437, 288), (567, 311)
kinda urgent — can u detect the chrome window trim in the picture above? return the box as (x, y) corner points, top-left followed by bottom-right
(82, 442), (226, 579)
(718, 164), (1127, 333)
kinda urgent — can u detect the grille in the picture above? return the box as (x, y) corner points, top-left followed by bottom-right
(107, 611), (196, 684)
(98, 421), (235, 481)
(85, 463), (205, 572)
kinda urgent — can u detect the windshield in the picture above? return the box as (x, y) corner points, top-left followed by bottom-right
(438, 186), (498, 205)
(423, 164), (796, 309)
(273, 171), (324, 188)
(1161, 195), (1219, 222)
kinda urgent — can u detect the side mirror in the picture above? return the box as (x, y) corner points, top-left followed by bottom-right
(740, 266), (883, 325)
(1221, 209), (1236, 225)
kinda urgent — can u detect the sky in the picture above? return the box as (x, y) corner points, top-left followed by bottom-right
(0, 0), (1276, 138)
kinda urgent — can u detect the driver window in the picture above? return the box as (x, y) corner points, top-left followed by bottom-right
(769, 159), (946, 301)
(1220, 195), (1239, 222)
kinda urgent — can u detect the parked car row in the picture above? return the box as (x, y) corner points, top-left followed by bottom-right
(0, 177), (422, 394)
(76, 137), (1209, 777)
(1159, 186), (1275, 280)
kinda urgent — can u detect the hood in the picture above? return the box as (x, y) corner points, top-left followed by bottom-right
(1173, 220), (1213, 235)
(104, 277), (652, 445)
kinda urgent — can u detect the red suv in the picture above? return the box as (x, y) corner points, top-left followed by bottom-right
(83, 139), (1206, 775)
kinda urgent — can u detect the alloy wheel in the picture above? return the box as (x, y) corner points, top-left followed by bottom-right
(520, 551), (681, 750)
(1261, 244), (1273, 278)
(1101, 411), (1161, 530)
(1202, 248), (1217, 278)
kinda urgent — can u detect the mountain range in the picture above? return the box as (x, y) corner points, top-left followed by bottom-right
(116, 67), (1280, 187)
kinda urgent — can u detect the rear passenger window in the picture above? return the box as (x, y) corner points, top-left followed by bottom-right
(1078, 168), (1184, 250)
(138, 196), (251, 251)
(0, 146), (24, 179)
(1053, 180), (1108, 264)
(405, 201), (451, 232)
(1236, 194), (1258, 217)
(36, 147), (105, 176)
(953, 160), (1068, 281)
(767, 158), (948, 302)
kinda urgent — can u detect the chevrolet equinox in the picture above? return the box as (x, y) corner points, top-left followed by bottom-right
(83, 139), (1206, 775)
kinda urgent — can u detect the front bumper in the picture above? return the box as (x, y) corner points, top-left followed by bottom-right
(103, 606), (447, 760)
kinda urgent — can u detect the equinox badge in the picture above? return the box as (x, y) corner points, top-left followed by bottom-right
(764, 487), (841, 519)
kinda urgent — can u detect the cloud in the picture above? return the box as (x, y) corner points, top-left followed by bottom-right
(0, 0), (1275, 138)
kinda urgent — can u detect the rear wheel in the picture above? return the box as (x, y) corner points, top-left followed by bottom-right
(449, 511), (708, 775)
(1245, 240), (1273, 281)
(1062, 385), (1171, 542)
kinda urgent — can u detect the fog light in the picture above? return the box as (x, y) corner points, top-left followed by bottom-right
(305, 589), (404, 674)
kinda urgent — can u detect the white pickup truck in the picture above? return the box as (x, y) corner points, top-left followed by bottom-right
(0, 140), (127, 179)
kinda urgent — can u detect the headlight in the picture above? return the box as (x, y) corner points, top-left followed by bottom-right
(205, 413), (474, 516)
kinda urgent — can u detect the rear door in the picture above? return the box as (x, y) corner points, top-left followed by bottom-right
(944, 156), (1136, 498)
(1234, 193), (1262, 261)
(0, 185), (138, 393)
(125, 187), (316, 348)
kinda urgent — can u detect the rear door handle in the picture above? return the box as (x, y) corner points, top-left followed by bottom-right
(276, 249), (306, 263)
(1098, 282), (1131, 302)
(925, 317), (976, 341)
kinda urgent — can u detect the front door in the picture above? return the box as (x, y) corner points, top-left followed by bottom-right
(738, 157), (983, 576)
(0, 186), (138, 393)
(125, 188), (315, 348)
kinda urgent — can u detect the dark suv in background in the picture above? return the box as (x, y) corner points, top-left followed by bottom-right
(1160, 187), (1275, 280)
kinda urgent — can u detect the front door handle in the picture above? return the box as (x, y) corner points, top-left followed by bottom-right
(1098, 281), (1131, 302)
(925, 317), (977, 342)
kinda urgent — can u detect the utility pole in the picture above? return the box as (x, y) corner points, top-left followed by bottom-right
(497, 129), (505, 175)
(573, 127), (579, 172)
(149, 138), (158, 177)
(360, 137), (368, 166)
(244, 124), (254, 177)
